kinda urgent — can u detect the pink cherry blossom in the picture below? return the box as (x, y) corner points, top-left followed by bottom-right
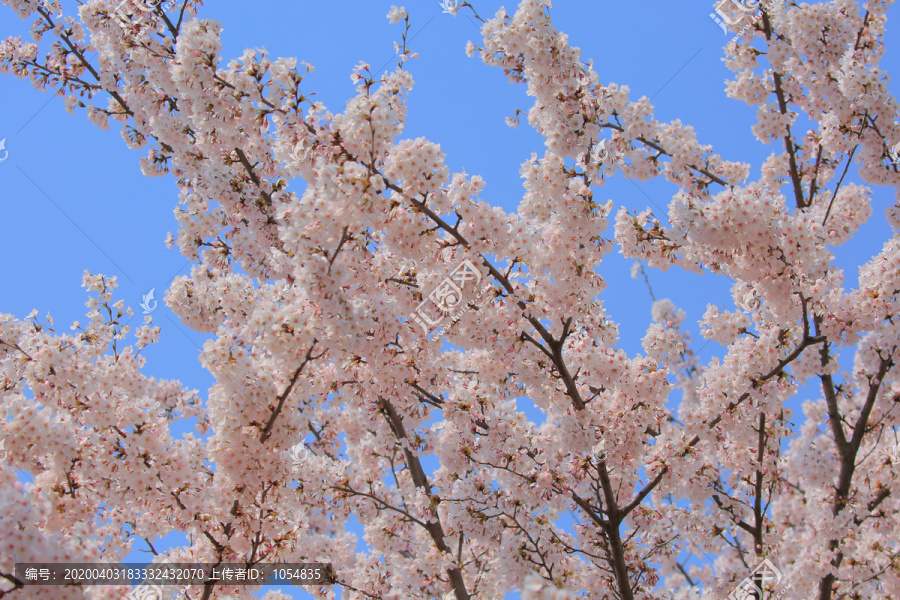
(1, 1), (899, 599)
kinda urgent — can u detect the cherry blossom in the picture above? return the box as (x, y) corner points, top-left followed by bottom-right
(1, 1), (899, 599)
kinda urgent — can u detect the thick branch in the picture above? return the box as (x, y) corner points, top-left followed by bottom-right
(379, 397), (471, 600)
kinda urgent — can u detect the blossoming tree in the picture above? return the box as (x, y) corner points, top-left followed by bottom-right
(1, 1), (899, 599)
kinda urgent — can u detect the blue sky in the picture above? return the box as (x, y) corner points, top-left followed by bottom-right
(2, 1), (899, 598)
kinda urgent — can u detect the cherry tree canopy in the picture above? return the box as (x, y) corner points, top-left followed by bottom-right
(1, 1), (900, 599)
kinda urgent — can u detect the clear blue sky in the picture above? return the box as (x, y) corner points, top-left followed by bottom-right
(1, 1), (898, 598)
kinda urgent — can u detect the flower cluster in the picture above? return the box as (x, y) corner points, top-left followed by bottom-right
(1, 0), (899, 599)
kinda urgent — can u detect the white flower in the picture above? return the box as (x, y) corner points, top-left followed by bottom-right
(387, 6), (407, 24)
